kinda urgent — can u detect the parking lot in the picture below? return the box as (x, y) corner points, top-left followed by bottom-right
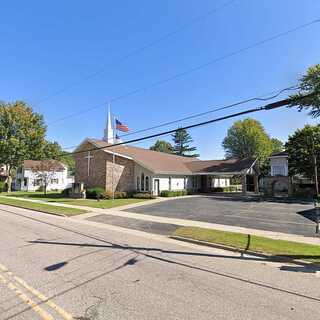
(125, 195), (319, 237)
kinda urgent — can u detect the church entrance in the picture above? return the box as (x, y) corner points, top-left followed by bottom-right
(154, 179), (160, 196)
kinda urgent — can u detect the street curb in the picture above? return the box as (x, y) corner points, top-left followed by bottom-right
(169, 235), (319, 267)
(0, 202), (68, 218)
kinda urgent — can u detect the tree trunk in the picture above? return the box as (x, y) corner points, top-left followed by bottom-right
(6, 166), (12, 192)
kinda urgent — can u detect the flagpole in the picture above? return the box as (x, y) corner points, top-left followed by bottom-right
(112, 111), (115, 201)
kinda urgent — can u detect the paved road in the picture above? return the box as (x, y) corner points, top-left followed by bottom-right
(0, 204), (320, 320)
(125, 196), (318, 237)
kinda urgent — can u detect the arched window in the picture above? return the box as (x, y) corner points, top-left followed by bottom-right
(145, 176), (149, 191)
(141, 173), (145, 191)
(137, 176), (140, 191)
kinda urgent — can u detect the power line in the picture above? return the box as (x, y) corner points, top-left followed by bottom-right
(48, 18), (320, 126)
(60, 84), (297, 151)
(34, 0), (236, 105)
(118, 85), (299, 138)
(64, 93), (314, 157)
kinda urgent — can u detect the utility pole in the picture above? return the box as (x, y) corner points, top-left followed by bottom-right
(312, 135), (319, 197)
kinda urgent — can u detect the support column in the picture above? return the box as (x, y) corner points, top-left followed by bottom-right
(242, 174), (247, 194)
(254, 175), (259, 194)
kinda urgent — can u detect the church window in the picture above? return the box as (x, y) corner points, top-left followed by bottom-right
(141, 173), (145, 191)
(145, 176), (149, 191)
(137, 176), (140, 191)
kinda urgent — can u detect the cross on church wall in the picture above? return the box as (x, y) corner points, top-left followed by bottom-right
(84, 151), (94, 176)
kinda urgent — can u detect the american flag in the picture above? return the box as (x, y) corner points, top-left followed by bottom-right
(115, 119), (129, 132)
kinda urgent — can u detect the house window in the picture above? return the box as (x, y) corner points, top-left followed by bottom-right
(51, 179), (59, 184)
(272, 166), (285, 176)
(141, 173), (145, 191)
(34, 179), (42, 186)
(184, 177), (187, 189)
(23, 178), (28, 187)
(145, 176), (149, 191)
(137, 176), (140, 191)
(169, 177), (172, 191)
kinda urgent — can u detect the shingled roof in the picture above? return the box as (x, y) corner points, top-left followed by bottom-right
(23, 160), (66, 171)
(84, 139), (257, 175)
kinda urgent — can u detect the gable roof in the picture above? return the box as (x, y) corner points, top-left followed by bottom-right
(23, 160), (66, 171)
(88, 138), (197, 174)
(269, 151), (288, 158)
(80, 138), (257, 175)
(185, 158), (257, 174)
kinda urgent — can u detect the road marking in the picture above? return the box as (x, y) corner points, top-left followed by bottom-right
(14, 275), (74, 320)
(0, 274), (54, 320)
(0, 262), (74, 320)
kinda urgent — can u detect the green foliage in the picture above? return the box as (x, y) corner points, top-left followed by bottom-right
(0, 101), (46, 174)
(270, 138), (284, 153)
(172, 128), (199, 157)
(61, 187), (72, 197)
(149, 140), (173, 153)
(285, 124), (320, 181)
(0, 181), (5, 193)
(212, 186), (238, 192)
(160, 189), (188, 197)
(289, 64), (320, 117)
(222, 118), (282, 166)
(86, 187), (107, 199)
(132, 192), (155, 199)
(42, 141), (75, 174)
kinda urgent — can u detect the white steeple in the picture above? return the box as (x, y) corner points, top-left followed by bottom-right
(103, 104), (115, 144)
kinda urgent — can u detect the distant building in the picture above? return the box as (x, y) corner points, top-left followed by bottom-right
(263, 151), (315, 197)
(0, 165), (7, 179)
(14, 160), (73, 192)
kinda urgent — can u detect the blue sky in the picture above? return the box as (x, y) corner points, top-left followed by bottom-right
(1, 0), (319, 159)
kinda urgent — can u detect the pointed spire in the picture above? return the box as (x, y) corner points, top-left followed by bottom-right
(103, 103), (114, 143)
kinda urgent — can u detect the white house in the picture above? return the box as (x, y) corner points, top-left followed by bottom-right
(269, 151), (289, 176)
(15, 160), (73, 192)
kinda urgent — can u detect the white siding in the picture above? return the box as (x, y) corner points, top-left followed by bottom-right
(212, 178), (230, 188)
(15, 168), (70, 191)
(270, 157), (288, 176)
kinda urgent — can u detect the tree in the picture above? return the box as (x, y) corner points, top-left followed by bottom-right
(42, 141), (75, 174)
(289, 64), (320, 117)
(270, 138), (284, 153)
(285, 124), (320, 194)
(172, 129), (199, 157)
(222, 118), (280, 165)
(149, 140), (173, 154)
(0, 101), (46, 191)
(32, 160), (60, 195)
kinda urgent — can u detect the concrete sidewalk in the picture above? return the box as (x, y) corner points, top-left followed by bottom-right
(1, 195), (320, 246)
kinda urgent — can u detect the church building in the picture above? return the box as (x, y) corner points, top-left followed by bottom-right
(74, 110), (259, 195)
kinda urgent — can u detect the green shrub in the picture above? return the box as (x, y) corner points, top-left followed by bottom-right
(104, 191), (128, 199)
(132, 192), (155, 199)
(86, 187), (107, 199)
(212, 186), (238, 193)
(37, 185), (46, 192)
(160, 190), (188, 197)
(61, 187), (72, 197)
(0, 181), (5, 193)
(212, 187), (224, 192)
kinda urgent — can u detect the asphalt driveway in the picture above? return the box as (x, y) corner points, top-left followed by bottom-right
(125, 195), (319, 237)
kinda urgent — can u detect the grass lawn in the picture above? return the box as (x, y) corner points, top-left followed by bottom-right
(0, 196), (88, 216)
(3, 191), (151, 209)
(173, 226), (320, 264)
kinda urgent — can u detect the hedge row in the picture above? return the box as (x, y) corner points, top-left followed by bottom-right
(212, 186), (238, 193)
(85, 187), (155, 199)
(160, 189), (189, 197)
